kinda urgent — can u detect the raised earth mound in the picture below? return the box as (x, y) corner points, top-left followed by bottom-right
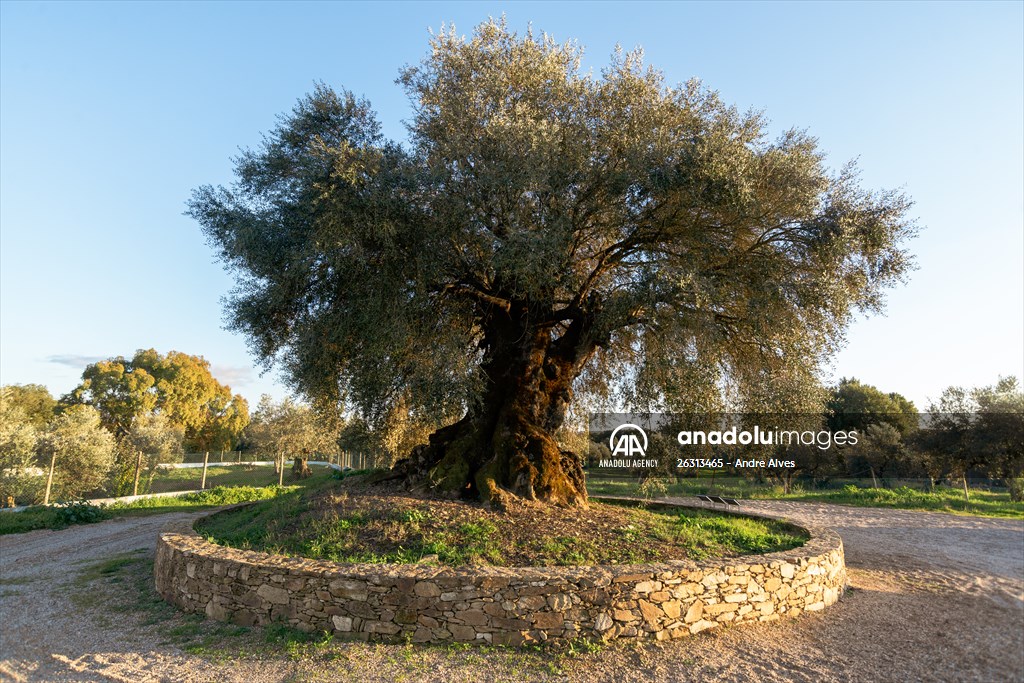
(195, 474), (808, 566)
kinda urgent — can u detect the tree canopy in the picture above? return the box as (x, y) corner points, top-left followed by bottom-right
(246, 395), (337, 459)
(189, 19), (916, 505)
(63, 349), (250, 452)
(0, 384), (57, 428)
(38, 405), (116, 500)
(826, 378), (918, 436)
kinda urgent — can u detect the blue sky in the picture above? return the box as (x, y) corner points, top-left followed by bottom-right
(1, 1), (1022, 410)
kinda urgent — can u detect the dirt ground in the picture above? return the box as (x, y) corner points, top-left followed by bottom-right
(1, 499), (1021, 683)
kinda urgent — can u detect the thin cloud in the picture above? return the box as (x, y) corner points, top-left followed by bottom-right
(210, 364), (253, 389)
(45, 354), (105, 368)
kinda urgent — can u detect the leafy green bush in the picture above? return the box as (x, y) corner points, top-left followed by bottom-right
(53, 500), (110, 526)
(1007, 478), (1024, 503)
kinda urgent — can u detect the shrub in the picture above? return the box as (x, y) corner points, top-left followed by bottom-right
(53, 500), (109, 526)
(1007, 477), (1024, 503)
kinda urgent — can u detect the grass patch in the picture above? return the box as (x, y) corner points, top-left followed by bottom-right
(147, 464), (300, 493)
(0, 473), (331, 535)
(0, 575), (36, 586)
(197, 480), (807, 566)
(587, 476), (1024, 519)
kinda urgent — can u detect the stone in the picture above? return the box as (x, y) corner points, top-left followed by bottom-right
(256, 584), (290, 605)
(365, 620), (401, 635)
(414, 582), (441, 598)
(459, 610), (489, 626)
(684, 601), (704, 623)
(594, 613), (614, 631)
(450, 624), (476, 641)
(493, 617), (531, 630)
(723, 593), (748, 603)
(492, 631), (526, 646)
(205, 600), (231, 621)
(332, 615), (353, 632)
(613, 609), (638, 622)
(638, 600), (663, 623)
(780, 563), (796, 579)
(328, 579), (368, 601)
(663, 601), (681, 619)
(689, 619), (719, 634)
(479, 577), (510, 591)
(533, 611), (564, 629)
(395, 609), (418, 624)
(703, 602), (738, 616)
(547, 593), (571, 610)
(634, 581), (660, 593)
(518, 595), (547, 611)
(484, 603), (506, 617)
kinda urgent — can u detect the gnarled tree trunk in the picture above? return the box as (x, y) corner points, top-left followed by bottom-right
(395, 303), (598, 508)
(292, 454), (312, 479)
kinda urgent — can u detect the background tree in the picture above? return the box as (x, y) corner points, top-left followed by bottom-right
(38, 405), (116, 500)
(246, 395), (337, 478)
(826, 378), (918, 437)
(336, 418), (374, 463)
(0, 398), (42, 505)
(110, 413), (186, 495)
(0, 384), (57, 428)
(847, 422), (905, 488)
(63, 349), (250, 451)
(921, 386), (980, 501)
(189, 20), (916, 507)
(970, 377), (1023, 501)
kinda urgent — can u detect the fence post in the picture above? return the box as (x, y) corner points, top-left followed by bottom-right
(132, 450), (143, 496)
(201, 451), (210, 490)
(43, 450), (57, 505)
(278, 453), (285, 486)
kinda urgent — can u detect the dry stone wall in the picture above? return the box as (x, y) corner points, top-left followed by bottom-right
(154, 504), (845, 645)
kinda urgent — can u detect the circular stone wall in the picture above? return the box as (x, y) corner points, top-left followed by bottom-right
(154, 501), (845, 645)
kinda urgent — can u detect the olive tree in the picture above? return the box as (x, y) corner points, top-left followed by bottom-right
(247, 395), (337, 477)
(39, 405), (116, 500)
(0, 398), (42, 505)
(189, 20), (915, 507)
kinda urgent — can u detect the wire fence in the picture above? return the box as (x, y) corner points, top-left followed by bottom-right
(178, 451), (376, 468)
(1, 450), (381, 508)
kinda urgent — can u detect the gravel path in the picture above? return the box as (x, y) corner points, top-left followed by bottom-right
(0, 501), (1021, 683)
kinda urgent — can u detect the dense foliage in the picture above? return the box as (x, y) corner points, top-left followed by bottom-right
(189, 20), (916, 505)
(63, 349), (249, 451)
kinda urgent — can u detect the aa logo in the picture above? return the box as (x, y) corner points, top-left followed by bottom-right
(609, 423), (648, 458)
